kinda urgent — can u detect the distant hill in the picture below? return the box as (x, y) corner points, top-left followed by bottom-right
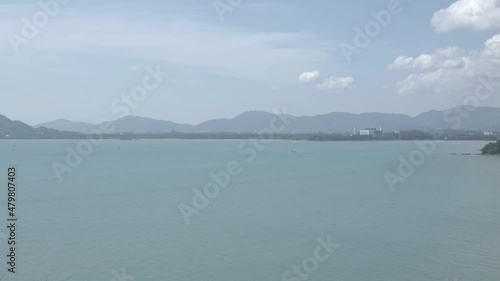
(37, 116), (194, 133)
(195, 111), (422, 133)
(36, 119), (96, 132)
(284, 112), (422, 133)
(0, 114), (35, 137)
(0, 115), (80, 139)
(109, 116), (194, 133)
(414, 106), (500, 131)
(194, 111), (293, 133)
(32, 106), (500, 134)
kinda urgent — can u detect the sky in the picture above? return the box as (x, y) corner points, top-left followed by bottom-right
(0, 0), (499, 125)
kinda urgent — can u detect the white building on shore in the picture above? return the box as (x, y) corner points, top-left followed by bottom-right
(359, 127), (383, 136)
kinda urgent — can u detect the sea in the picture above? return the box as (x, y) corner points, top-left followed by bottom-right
(0, 140), (499, 281)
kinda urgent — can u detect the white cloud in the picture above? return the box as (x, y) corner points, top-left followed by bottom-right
(388, 34), (500, 95)
(395, 70), (446, 96)
(298, 70), (353, 91)
(316, 76), (354, 91)
(298, 70), (321, 84)
(388, 47), (466, 70)
(432, 0), (500, 32)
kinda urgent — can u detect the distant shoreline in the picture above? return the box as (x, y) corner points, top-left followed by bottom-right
(0, 133), (498, 142)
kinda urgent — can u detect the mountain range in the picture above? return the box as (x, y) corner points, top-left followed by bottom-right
(0, 107), (499, 139)
(0, 114), (80, 139)
(30, 106), (500, 134)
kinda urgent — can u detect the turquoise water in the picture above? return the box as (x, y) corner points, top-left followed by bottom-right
(0, 140), (499, 281)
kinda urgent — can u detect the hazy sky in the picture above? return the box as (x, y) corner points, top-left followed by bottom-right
(1, 0), (499, 125)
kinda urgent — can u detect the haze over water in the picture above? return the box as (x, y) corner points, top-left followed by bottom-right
(1, 140), (499, 281)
